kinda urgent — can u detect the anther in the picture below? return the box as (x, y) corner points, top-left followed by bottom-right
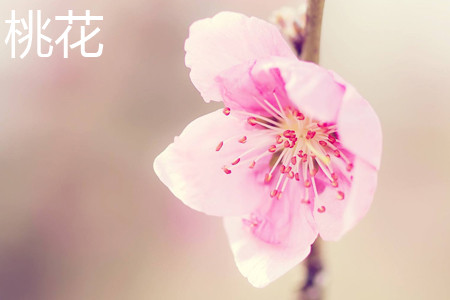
(270, 189), (278, 198)
(276, 191), (283, 200)
(249, 161), (256, 169)
(346, 163), (354, 172)
(223, 107), (231, 116)
(238, 136), (247, 143)
(306, 130), (316, 140)
(317, 206), (326, 213)
(231, 158), (240, 165)
(265, 173), (273, 183)
(328, 134), (336, 144)
(222, 167), (231, 174)
(268, 145), (277, 153)
(319, 140), (327, 147)
(216, 141), (223, 151)
(291, 156), (297, 165)
(283, 130), (292, 138)
(304, 179), (311, 188)
(337, 191), (345, 200)
(280, 165), (286, 173)
(334, 150), (341, 157)
(331, 172), (338, 181)
(276, 135), (283, 144)
(247, 117), (257, 126)
(295, 173), (300, 181)
(288, 171), (294, 179)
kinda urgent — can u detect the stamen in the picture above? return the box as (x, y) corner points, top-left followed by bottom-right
(296, 112), (305, 120)
(236, 111), (282, 126)
(270, 189), (278, 198)
(247, 117), (257, 126)
(216, 141), (223, 151)
(276, 135), (283, 144)
(223, 107), (231, 116)
(217, 104), (353, 207)
(252, 96), (283, 120)
(328, 134), (336, 144)
(231, 158), (240, 165)
(273, 93), (287, 119)
(222, 167), (231, 174)
(288, 171), (294, 179)
(306, 130), (316, 140)
(263, 99), (284, 118)
(291, 156), (297, 165)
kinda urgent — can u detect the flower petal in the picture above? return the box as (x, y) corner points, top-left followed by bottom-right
(224, 185), (318, 287)
(333, 72), (383, 169)
(216, 58), (292, 115)
(185, 11), (296, 103)
(154, 109), (274, 216)
(281, 60), (346, 122)
(313, 157), (378, 241)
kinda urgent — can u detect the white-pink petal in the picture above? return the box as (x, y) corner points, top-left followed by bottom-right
(154, 109), (272, 217)
(281, 60), (346, 122)
(216, 58), (291, 116)
(223, 185), (318, 287)
(332, 71), (383, 170)
(185, 11), (296, 103)
(313, 157), (378, 241)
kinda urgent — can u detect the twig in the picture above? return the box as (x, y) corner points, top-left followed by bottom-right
(300, 0), (325, 64)
(299, 240), (325, 300)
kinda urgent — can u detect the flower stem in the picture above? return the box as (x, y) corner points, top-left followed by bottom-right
(297, 0), (326, 299)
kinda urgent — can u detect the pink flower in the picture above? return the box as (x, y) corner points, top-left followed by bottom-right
(154, 12), (382, 287)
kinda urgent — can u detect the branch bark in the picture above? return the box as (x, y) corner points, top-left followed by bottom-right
(300, 0), (325, 64)
(299, 240), (325, 300)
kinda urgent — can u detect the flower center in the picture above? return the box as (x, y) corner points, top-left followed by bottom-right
(216, 94), (353, 212)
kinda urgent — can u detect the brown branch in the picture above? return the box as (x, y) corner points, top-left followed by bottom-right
(299, 240), (325, 300)
(300, 0), (325, 64)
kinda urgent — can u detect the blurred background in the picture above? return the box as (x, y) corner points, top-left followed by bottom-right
(0, 0), (449, 299)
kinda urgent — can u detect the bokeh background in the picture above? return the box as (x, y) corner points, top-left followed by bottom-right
(0, 0), (449, 299)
